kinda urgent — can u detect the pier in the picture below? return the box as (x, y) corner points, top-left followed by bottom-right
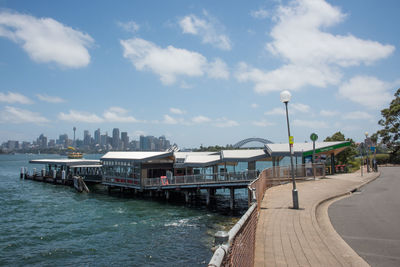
(23, 159), (102, 190)
(21, 141), (350, 209)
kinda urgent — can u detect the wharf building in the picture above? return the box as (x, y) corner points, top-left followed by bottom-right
(23, 141), (350, 209)
(100, 141), (350, 208)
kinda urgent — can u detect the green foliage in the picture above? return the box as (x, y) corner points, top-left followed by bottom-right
(347, 158), (361, 173)
(377, 88), (400, 162)
(324, 131), (357, 165)
(374, 154), (390, 165)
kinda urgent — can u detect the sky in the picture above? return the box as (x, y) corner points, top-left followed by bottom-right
(0, 0), (399, 148)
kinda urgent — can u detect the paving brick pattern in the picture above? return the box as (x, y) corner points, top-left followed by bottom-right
(255, 170), (379, 267)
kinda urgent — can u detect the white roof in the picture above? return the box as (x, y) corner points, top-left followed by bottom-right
(221, 149), (268, 162)
(29, 159), (100, 166)
(183, 154), (221, 167)
(265, 141), (348, 157)
(69, 164), (102, 168)
(101, 151), (173, 161)
(174, 151), (217, 159)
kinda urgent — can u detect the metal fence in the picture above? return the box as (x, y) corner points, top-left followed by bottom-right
(225, 202), (258, 267)
(144, 170), (258, 187)
(209, 163), (326, 267)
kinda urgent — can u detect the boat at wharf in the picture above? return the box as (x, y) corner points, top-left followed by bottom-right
(22, 159), (102, 190)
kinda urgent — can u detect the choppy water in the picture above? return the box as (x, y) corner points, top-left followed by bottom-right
(0, 154), (246, 266)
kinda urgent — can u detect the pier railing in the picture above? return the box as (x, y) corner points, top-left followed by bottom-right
(103, 176), (141, 185)
(144, 170), (258, 187)
(209, 163), (326, 267)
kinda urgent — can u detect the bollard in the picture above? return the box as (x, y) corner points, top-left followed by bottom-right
(214, 231), (229, 246)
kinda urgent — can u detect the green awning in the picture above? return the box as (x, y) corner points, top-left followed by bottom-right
(302, 141), (350, 157)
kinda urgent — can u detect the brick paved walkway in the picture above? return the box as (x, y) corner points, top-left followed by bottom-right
(254, 170), (379, 267)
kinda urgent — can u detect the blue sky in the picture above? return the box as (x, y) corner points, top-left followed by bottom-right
(0, 0), (399, 148)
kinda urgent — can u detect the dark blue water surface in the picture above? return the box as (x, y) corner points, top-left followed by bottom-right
(0, 154), (244, 266)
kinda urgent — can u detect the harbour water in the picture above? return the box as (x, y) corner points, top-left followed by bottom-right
(0, 154), (267, 266)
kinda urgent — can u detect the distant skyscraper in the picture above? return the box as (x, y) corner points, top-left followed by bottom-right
(37, 134), (48, 149)
(112, 128), (120, 150)
(121, 132), (129, 150)
(59, 134), (68, 148)
(94, 128), (101, 145)
(83, 130), (91, 146)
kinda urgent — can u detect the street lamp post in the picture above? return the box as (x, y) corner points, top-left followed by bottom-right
(365, 132), (370, 173)
(280, 90), (299, 209)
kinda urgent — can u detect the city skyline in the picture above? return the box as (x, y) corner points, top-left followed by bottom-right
(0, 0), (399, 147)
(1, 126), (173, 152)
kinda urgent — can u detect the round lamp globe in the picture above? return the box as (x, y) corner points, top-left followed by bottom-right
(280, 90), (291, 103)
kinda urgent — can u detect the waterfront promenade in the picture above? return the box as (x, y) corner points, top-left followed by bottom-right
(254, 168), (379, 266)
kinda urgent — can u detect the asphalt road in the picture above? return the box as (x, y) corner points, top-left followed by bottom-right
(329, 167), (400, 267)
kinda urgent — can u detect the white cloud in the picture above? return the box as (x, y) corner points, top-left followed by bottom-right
(320, 109), (339, 116)
(192, 115), (211, 124)
(117, 21), (140, 33)
(36, 94), (65, 103)
(236, 0), (395, 93)
(0, 106), (48, 124)
(163, 114), (182, 125)
(58, 110), (104, 123)
(250, 8), (269, 19)
(252, 119), (274, 127)
(0, 91), (32, 104)
(170, 107), (185, 115)
(215, 118), (239, 128)
(236, 62), (341, 93)
(121, 37), (229, 84)
(339, 76), (393, 109)
(293, 119), (329, 129)
(179, 81), (193, 89)
(343, 111), (373, 120)
(251, 103), (259, 109)
(0, 11), (94, 68)
(178, 11), (231, 50)
(265, 103), (309, 116)
(103, 107), (139, 123)
(265, 107), (285, 115)
(207, 58), (229, 79)
(292, 103), (310, 113)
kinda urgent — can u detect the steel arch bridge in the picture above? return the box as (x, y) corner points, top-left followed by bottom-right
(232, 138), (274, 148)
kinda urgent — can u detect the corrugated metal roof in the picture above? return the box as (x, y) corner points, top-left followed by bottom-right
(221, 149), (268, 162)
(183, 154), (221, 167)
(29, 159), (100, 166)
(174, 151), (218, 159)
(69, 165), (102, 168)
(101, 151), (173, 161)
(265, 141), (349, 156)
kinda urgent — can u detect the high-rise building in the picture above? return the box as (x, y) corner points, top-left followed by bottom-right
(58, 134), (68, 148)
(94, 128), (101, 145)
(112, 128), (120, 150)
(140, 135), (149, 151)
(83, 130), (91, 146)
(121, 132), (129, 150)
(37, 134), (48, 149)
(48, 139), (56, 148)
(100, 134), (107, 147)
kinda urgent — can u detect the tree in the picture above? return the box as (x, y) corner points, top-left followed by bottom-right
(377, 88), (400, 162)
(324, 131), (357, 165)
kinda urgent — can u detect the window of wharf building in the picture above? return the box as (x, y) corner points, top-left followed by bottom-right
(102, 160), (140, 178)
